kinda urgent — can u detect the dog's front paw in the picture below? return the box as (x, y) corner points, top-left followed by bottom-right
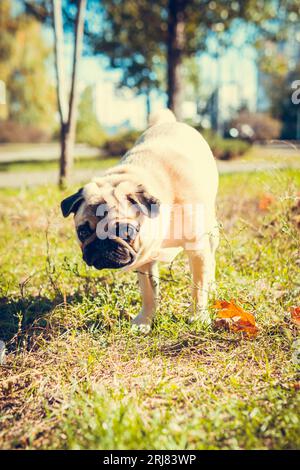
(188, 307), (211, 326)
(131, 312), (152, 334)
(131, 323), (151, 334)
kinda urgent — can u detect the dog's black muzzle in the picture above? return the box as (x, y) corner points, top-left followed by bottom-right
(83, 237), (135, 270)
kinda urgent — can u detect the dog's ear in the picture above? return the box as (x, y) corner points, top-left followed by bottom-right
(61, 188), (84, 218)
(131, 185), (160, 218)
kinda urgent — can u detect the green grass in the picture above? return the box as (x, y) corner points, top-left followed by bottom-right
(0, 169), (300, 449)
(240, 145), (300, 166)
(0, 156), (119, 173)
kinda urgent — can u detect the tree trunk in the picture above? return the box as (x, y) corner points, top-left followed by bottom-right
(52, 0), (86, 188)
(59, 123), (73, 186)
(167, 0), (186, 120)
(64, 0), (86, 187)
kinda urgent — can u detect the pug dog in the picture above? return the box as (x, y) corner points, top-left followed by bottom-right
(61, 109), (219, 332)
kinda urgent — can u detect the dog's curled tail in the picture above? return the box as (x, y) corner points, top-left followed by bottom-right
(148, 108), (177, 127)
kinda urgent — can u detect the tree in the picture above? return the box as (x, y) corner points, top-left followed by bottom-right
(24, 0), (87, 186)
(167, 0), (186, 117)
(89, 0), (274, 120)
(89, 0), (300, 120)
(52, 0), (87, 187)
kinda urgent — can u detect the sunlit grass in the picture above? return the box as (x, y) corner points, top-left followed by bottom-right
(0, 156), (119, 173)
(239, 144), (300, 166)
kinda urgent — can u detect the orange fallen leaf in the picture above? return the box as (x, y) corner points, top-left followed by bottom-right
(213, 299), (259, 338)
(258, 194), (274, 211)
(290, 306), (300, 326)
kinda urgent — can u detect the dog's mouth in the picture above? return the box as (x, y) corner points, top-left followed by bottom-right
(92, 248), (134, 270)
(83, 237), (136, 270)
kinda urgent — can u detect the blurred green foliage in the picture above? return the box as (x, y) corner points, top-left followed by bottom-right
(0, 0), (56, 133)
(76, 86), (107, 147)
(201, 129), (251, 160)
(102, 125), (250, 160)
(102, 129), (141, 157)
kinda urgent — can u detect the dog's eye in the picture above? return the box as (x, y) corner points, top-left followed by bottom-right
(77, 223), (93, 242)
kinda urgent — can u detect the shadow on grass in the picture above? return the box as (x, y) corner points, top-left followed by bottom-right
(0, 293), (84, 349)
(158, 331), (241, 358)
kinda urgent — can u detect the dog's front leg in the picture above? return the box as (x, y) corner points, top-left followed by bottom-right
(132, 261), (159, 333)
(187, 246), (213, 325)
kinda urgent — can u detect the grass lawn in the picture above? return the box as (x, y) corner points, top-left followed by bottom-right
(0, 156), (119, 173)
(0, 169), (299, 450)
(240, 145), (300, 167)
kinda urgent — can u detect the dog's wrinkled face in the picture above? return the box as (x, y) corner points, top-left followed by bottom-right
(61, 179), (160, 270)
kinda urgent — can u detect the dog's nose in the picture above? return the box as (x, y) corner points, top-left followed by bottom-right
(115, 222), (137, 242)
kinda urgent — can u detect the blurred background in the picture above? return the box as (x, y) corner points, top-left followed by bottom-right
(0, 0), (299, 187)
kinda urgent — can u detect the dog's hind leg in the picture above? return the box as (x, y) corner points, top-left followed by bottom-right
(131, 261), (159, 333)
(208, 221), (219, 293)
